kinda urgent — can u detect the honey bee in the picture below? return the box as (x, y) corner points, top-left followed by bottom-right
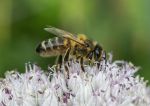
(36, 26), (105, 72)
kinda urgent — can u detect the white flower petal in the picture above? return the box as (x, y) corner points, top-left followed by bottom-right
(0, 54), (149, 106)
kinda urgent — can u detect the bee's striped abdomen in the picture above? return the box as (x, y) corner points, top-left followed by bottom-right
(36, 37), (67, 57)
(45, 37), (61, 49)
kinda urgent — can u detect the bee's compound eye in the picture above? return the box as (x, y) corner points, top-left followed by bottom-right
(94, 45), (102, 61)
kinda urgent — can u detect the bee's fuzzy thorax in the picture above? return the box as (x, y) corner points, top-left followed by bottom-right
(77, 34), (87, 41)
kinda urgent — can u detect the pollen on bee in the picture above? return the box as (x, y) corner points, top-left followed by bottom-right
(63, 39), (68, 46)
(78, 34), (87, 41)
(93, 41), (97, 46)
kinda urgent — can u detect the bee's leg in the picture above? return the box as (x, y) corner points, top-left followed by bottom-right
(63, 48), (71, 79)
(103, 51), (107, 63)
(55, 55), (63, 72)
(80, 57), (85, 72)
(64, 48), (71, 62)
(103, 51), (107, 71)
(97, 59), (101, 69)
(76, 56), (81, 63)
(98, 51), (107, 70)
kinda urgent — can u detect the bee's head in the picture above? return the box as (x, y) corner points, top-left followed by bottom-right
(93, 44), (103, 61)
(86, 43), (103, 61)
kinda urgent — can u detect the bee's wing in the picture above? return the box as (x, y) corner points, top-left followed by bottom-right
(44, 26), (85, 46)
(44, 26), (75, 38)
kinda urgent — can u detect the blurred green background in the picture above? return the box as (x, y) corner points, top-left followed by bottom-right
(0, 0), (150, 82)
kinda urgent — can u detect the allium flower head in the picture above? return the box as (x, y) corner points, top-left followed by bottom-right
(0, 54), (150, 106)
